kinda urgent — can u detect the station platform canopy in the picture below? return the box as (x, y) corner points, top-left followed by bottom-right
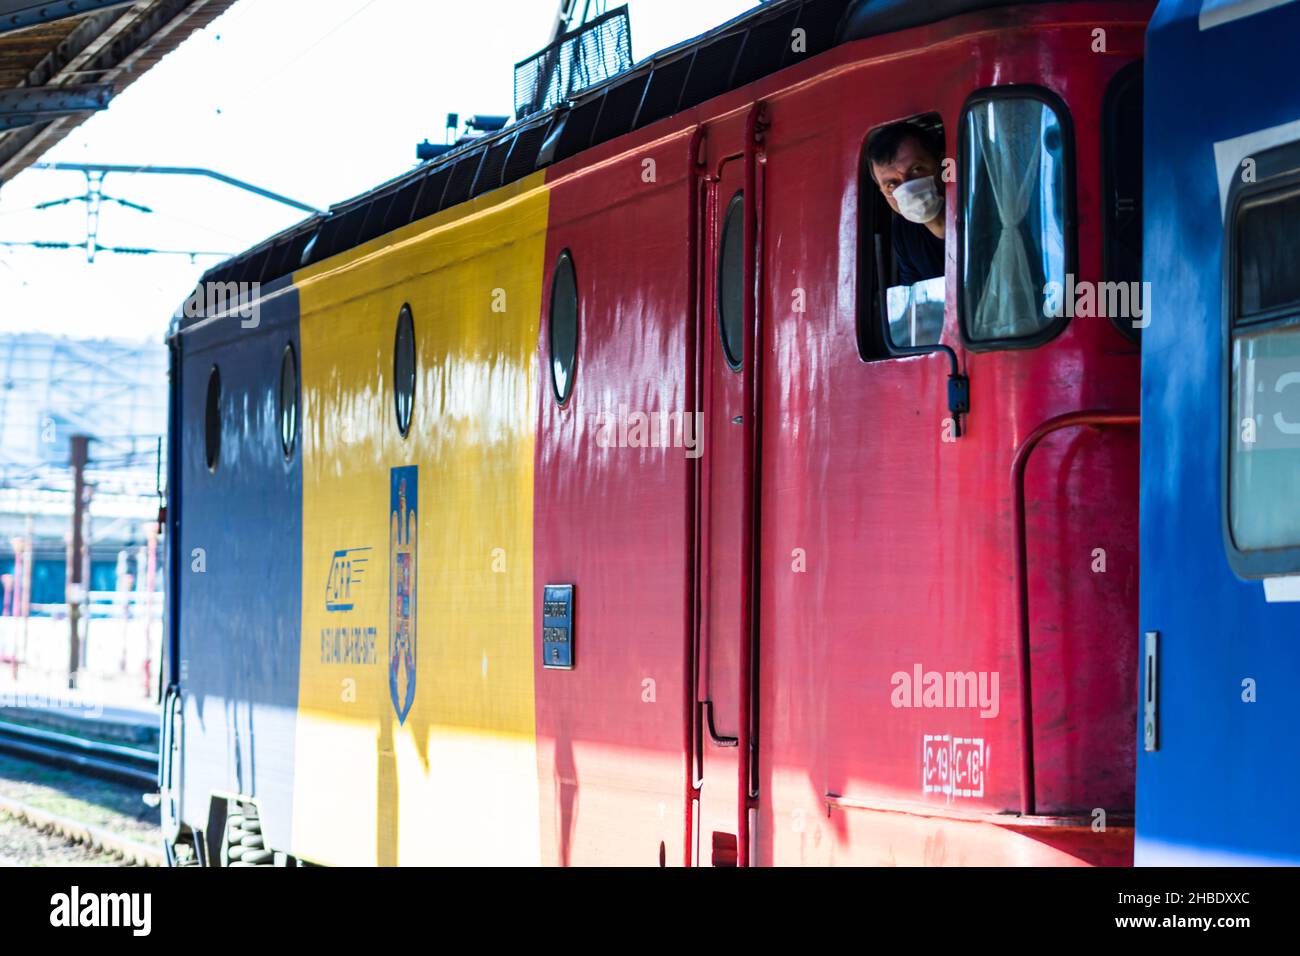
(0, 0), (236, 184)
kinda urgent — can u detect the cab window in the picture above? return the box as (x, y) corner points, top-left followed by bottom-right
(858, 113), (947, 359)
(959, 89), (1071, 346)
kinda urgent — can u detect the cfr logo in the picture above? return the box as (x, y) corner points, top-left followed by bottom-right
(325, 547), (371, 612)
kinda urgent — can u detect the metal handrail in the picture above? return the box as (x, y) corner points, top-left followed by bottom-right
(701, 700), (738, 747)
(735, 101), (768, 867)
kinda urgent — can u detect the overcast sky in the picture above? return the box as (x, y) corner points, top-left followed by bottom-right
(0, 0), (754, 342)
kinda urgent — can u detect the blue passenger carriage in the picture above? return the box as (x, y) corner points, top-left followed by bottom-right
(1139, 0), (1300, 865)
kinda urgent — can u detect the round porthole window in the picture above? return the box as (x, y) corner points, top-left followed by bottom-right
(718, 191), (745, 371)
(549, 252), (579, 404)
(394, 304), (415, 438)
(279, 343), (299, 460)
(204, 365), (221, 471)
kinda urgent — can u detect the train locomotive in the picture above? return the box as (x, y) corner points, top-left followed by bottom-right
(159, 0), (1299, 867)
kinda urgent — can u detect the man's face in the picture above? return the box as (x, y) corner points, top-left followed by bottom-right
(871, 136), (939, 215)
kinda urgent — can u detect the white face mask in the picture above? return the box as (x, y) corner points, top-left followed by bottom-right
(893, 176), (943, 224)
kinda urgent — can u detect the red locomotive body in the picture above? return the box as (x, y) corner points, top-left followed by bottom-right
(166, 0), (1151, 868)
(534, 2), (1146, 866)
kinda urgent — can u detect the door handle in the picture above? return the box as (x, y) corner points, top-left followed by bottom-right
(701, 699), (738, 747)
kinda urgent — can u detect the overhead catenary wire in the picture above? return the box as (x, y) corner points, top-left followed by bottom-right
(200, 0), (389, 115)
(0, 239), (232, 259)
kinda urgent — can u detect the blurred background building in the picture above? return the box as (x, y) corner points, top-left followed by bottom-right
(0, 331), (164, 609)
(0, 332), (164, 700)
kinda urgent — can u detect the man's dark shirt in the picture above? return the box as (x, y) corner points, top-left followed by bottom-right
(892, 216), (945, 287)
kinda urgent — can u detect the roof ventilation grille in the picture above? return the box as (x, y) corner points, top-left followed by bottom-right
(514, 5), (632, 118)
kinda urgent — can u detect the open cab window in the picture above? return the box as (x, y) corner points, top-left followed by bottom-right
(859, 113), (947, 360)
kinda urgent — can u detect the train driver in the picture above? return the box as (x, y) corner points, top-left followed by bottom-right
(866, 121), (947, 287)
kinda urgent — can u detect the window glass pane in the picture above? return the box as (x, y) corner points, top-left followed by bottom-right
(1238, 188), (1300, 319)
(1230, 323), (1300, 550)
(1103, 64), (1143, 341)
(550, 253), (578, 403)
(204, 366), (221, 471)
(394, 305), (415, 437)
(886, 276), (945, 348)
(280, 344), (298, 460)
(962, 97), (1067, 341)
(718, 192), (745, 370)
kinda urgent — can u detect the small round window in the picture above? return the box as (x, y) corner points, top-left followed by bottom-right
(549, 251), (579, 404)
(394, 304), (415, 438)
(718, 191), (745, 371)
(204, 365), (221, 471)
(279, 343), (299, 460)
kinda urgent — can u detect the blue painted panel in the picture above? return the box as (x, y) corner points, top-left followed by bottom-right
(174, 276), (302, 853)
(1139, 0), (1300, 864)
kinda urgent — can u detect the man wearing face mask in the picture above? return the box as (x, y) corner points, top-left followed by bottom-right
(867, 122), (946, 287)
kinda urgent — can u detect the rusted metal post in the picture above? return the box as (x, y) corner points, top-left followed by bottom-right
(67, 434), (90, 689)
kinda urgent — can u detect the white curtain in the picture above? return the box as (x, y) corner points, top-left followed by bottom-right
(970, 100), (1044, 339)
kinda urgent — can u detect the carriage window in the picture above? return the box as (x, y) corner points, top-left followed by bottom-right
(1238, 189), (1300, 318)
(718, 192), (745, 370)
(1229, 184), (1300, 555)
(279, 343), (299, 460)
(549, 251), (579, 404)
(858, 114), (946, 359)
(204, 365), (221, 471)
(961, 92), (1069, 344)
(394, 305), (415, 437)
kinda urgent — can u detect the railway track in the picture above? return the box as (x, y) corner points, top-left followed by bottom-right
(0, 792), (163, 866)
(0, 718), (158, 789)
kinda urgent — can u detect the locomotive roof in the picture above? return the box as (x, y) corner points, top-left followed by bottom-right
(191, 0), (1143, 301)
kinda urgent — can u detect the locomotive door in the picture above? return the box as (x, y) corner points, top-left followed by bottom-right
(692, 106), (766, 867)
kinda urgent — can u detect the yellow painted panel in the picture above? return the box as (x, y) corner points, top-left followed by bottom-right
(291, 174), (548, 865)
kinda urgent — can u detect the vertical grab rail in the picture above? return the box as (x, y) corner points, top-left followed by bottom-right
(737, 101), (768, 867)
(684, 123), (706, 867)
(1011, 410), (1139, 816)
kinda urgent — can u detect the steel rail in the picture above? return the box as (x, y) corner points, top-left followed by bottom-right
(0, 717), (158, 789)
(0, 792), (162, 866)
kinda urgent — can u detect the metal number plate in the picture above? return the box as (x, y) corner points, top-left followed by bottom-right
(542, 584), (574, 670)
